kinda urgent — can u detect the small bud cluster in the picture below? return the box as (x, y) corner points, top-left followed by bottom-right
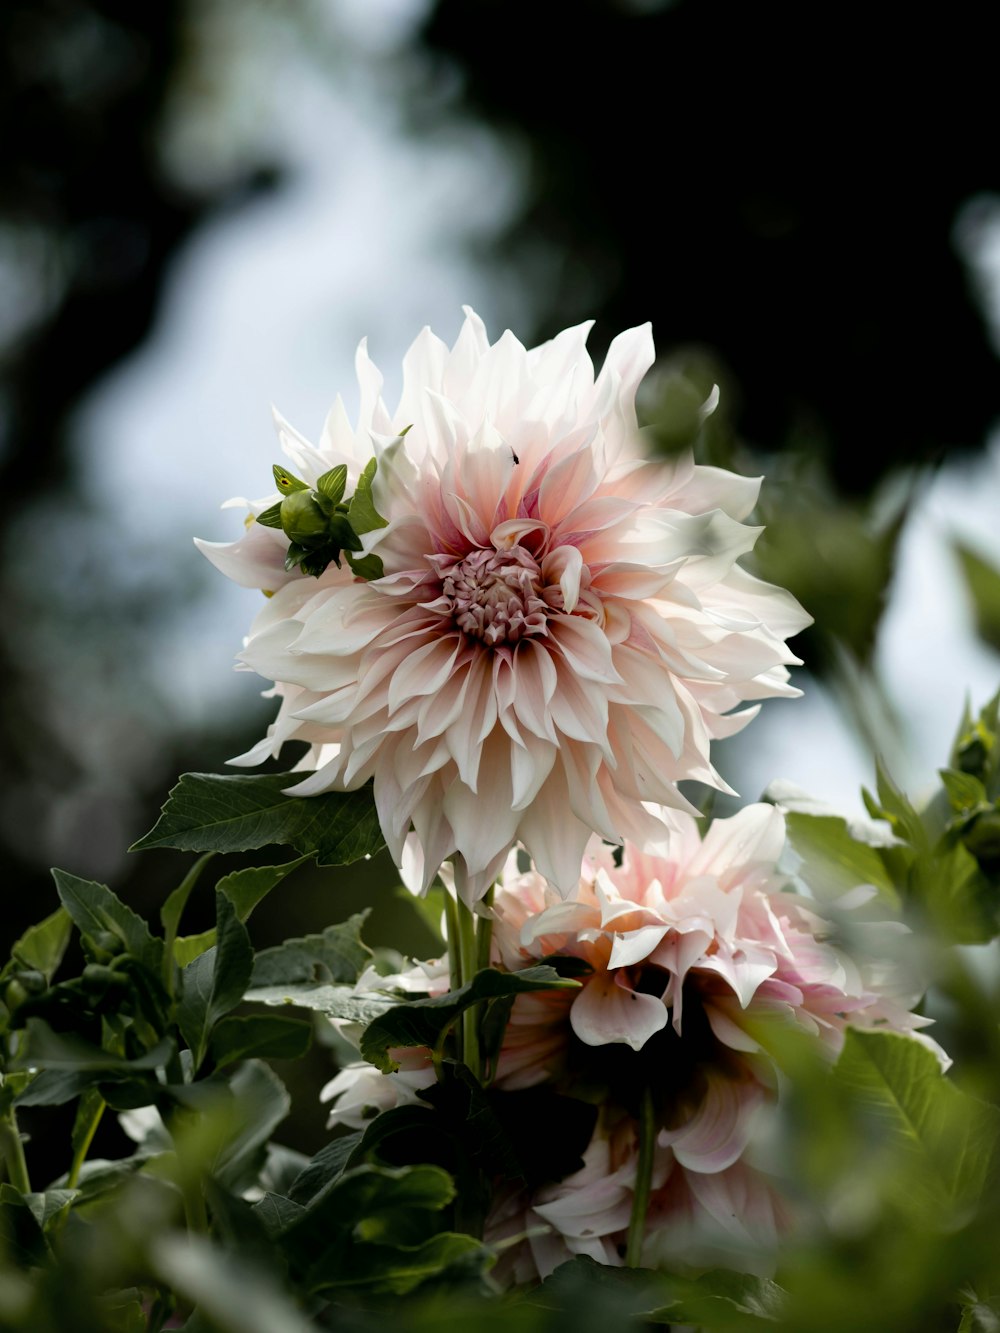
(255, 456), (387, 580)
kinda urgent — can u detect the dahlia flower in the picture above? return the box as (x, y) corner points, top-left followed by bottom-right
(487, 1113), (787, 1281)
(490, 803), (944, 1167)
(321, 802), (942, 1279)
(198, 309), (809, 901)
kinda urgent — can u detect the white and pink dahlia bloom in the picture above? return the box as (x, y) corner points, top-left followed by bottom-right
(491, 804), (945, 1167)
(198, 309), (810, 901)
(488, 1114), (787, 1282)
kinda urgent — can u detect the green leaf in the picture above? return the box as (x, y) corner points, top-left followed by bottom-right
(254, 501), (284, 529)
(177, 891), (253, 1069)
(316, 464), (348, 504)
(287, 1132), (363, 1205)
(313, 1231), (491, 1296)
(152, 1233), (316, 1333)
(15, 1068), (103, 1107)
(941, 767), (989, 815)
(171, 860), (309, 970)
(278, 1161), (473, 1291)
(271, 463), (308, 494)
(783, 811), (899, 905)
(15, 1018), (174, 1073)
(834, 1029), (1000, 1211)
(23, 1188), (78, 1231)
(5, 907), (72, 983)
(0, 1183), (48, 1266)
(253, 1191), (306, 1236)
(864, 760), (927, 850)
(161, 852), (215, 947)
(347, 457), (388, 535)
(217, 854), (313, 922)
(208, 1014), (312, 1068)
(648, 1269), (786, 1324)
(250, 913), (371, 987)
(243, 982), (394, 1025)
(131, 772), (385, 865)
(954, 539), (1000, 652)
(344, 549), (385, 581)
(212, 1060), (291, 1193)
(52, 869), (163, 975)
(173, 928), (217, 968)
(360, 965), (580, 1073)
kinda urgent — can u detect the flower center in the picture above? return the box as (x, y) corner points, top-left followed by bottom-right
(435, 547), (548, 645)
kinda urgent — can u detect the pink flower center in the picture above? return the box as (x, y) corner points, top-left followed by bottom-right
(436, 547), (549, 646)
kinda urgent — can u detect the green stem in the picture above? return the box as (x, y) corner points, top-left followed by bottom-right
(455, 901), (481, 1079)
(67, 1096), (105, 1189)
(0, 1110), (31, 1194)
(476, 886), (495, 973)
(443, 891), (465, 997)
(626, 1087), (656, 1268)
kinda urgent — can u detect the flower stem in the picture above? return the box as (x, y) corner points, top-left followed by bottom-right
(443, 891), (464, 995)
(476, 885), (495, 973)
(0, 1109), (31, 1195)
(626, 1086), (656, 1268)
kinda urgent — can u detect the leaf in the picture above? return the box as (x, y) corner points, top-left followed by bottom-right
(242, 983), (394, 1024)
(345, 550), (385, 580)
(313, 1231), (491, 1296)
(173, 928), (217, 968)
(287, 1131), (363, 1205)
(253, 1191), (306, 1236)
(649, 1269), (787, 1324)
(52, 869), (163, 975)
(347, 457), (388, 535)
(161, 852), (216, 949)
(834, 1029), (1000, 1210)
(131, 772), (385, 865)
(177, 892), (253, 1068)
(316, 464), (348, 504)
(954, 539), (1000, 652)
(254, 501), (284, 529)
(272, 463), (308, 494)
(16, 1019), (174, 1073)
(278, 1161), (471, 1290)
(360, 965), (580, 1073)
(783, 811), (899, 905)
(15, 1068), (106, 1107)
(208, 1014), (312, 1069)
(23, 1188), (78, 1230)
(212, 1060), (291, 1193)
(940, 767), (989, 815)
(152, 1233), (317, 1333)
(6, 907), (72, 982)
(864, 760), (927, 850)
(216, 854), (313, 922)
(0, 1183), (48, 1266)
(250, 913), (371, 987)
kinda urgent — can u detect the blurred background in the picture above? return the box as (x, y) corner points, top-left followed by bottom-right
(2, 0), (999, 1161)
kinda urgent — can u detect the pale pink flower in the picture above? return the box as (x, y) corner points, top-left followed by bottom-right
(198, 309), (809, 902)
(491, 804), (946, 1171)
(487, 1109), (787, 1282)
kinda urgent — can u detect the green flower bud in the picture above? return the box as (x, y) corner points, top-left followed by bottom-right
(81, 963), (129, 995)
(11, 969), (46, 995)
(84, 930), (124, 965)
(280, 491), (330, 548)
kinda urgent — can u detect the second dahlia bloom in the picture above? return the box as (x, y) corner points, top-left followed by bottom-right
(491, 804), (945, 1167)
(198, 309), (810, 901)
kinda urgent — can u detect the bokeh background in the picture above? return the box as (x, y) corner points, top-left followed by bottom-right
(2, 0), (1000, 1165)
